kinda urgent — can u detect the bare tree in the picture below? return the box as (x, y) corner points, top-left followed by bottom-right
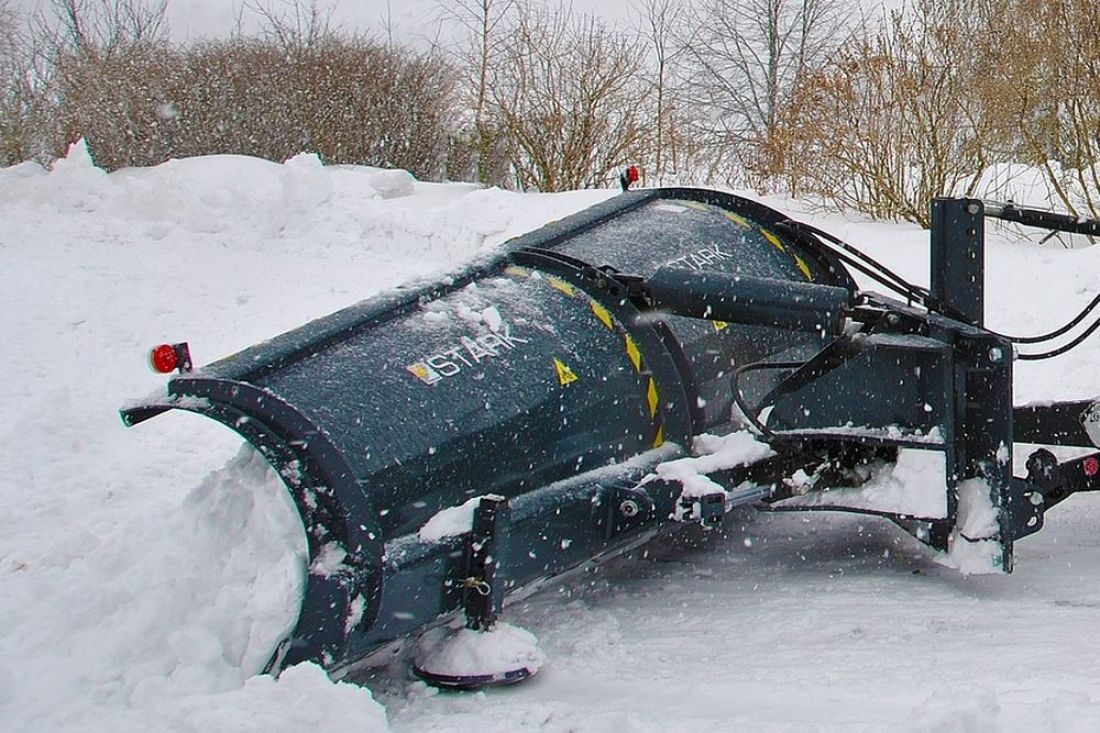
(781, 0), (993, 225)
(243, 0), (336, 54)
(677, 0), (847, 186)
(488, 5), (649, 191)
(438, 0), (517, 186)
(633, 0), (683, 184)
(0, 1), (16, 58)
(35, 0), (167, 60)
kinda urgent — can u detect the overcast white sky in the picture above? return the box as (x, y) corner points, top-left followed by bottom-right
(9, 0), (900, 45)
(8, 0), (642, 44)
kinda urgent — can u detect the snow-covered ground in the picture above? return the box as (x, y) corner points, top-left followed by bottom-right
(4, 147), (1100, 732)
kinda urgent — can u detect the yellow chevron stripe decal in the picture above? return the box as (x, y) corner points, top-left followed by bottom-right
(652, 426), (665, 448)
(624, 334), (642, 372)
(794, 254), (814, 282)
(724, 211), (751, 228)
(590, 300), (614, 330)
(647, 378), (659, 418)
(761, 228), (786, 252)
(547, 277), (576, 297)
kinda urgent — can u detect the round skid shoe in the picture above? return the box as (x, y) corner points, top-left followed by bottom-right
(412, 623), (545, 691)
(412, 663), (535, 691)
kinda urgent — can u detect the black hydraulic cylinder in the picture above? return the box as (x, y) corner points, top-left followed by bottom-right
(645, 267), (852, 336)
(984, 201), (1100, 237)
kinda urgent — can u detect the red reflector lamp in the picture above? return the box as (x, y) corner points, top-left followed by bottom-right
(619, 164), (640, 191)
(1085, 456), (1099, 477)
(149, 342), (192, 374)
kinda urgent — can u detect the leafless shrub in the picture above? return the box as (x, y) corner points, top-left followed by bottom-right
(0, 1), (28, 164)
(779, 1), (991, 225)
(20, 0), (458, 175)
(0, 2), (18, 83)
(978, 0), (1100, 217)
(488, 5), (649, 191)
(0, 2), (55, 165)
(168, 36), (457, 176)
(34, 0), (174, 167)
(52, 41), (182, 169)
(206, 0), (458, 176)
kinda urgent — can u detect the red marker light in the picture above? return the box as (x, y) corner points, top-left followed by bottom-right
(1084, 457), (1099, 477)
(620, 164), (641, 191)
(150, 344), (179, 374)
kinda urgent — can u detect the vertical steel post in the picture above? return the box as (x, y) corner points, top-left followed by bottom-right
(932, 198), (1015, 570)
(463, 495), (509, 630)
(957, 335), (1016, 571)
(930, 198), (986, 326)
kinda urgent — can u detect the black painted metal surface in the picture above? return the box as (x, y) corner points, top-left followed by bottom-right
(121, 188), (852, 673)
(113, 188), (1100, 685)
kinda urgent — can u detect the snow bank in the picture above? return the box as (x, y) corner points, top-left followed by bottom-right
(0, 149), (611, 731)
(0, 443), (322, 732)
(61, 662), (388, 733)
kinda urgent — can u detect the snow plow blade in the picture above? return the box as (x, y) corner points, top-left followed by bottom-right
(121, 188), (853, 674)
(122, 189), (1100, 681)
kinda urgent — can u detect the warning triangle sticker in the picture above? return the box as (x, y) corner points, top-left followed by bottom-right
(406, 362), (441, 385)
(554, 358), (579, 386)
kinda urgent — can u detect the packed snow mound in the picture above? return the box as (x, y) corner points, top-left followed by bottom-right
(414, 622), (546, 681)
(418, 495), (487, 542)
(0, 150), (612, 732)
(0, 141), (611, 261)
(62, 662), (389, 733)
(0, 443), (315, 732)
